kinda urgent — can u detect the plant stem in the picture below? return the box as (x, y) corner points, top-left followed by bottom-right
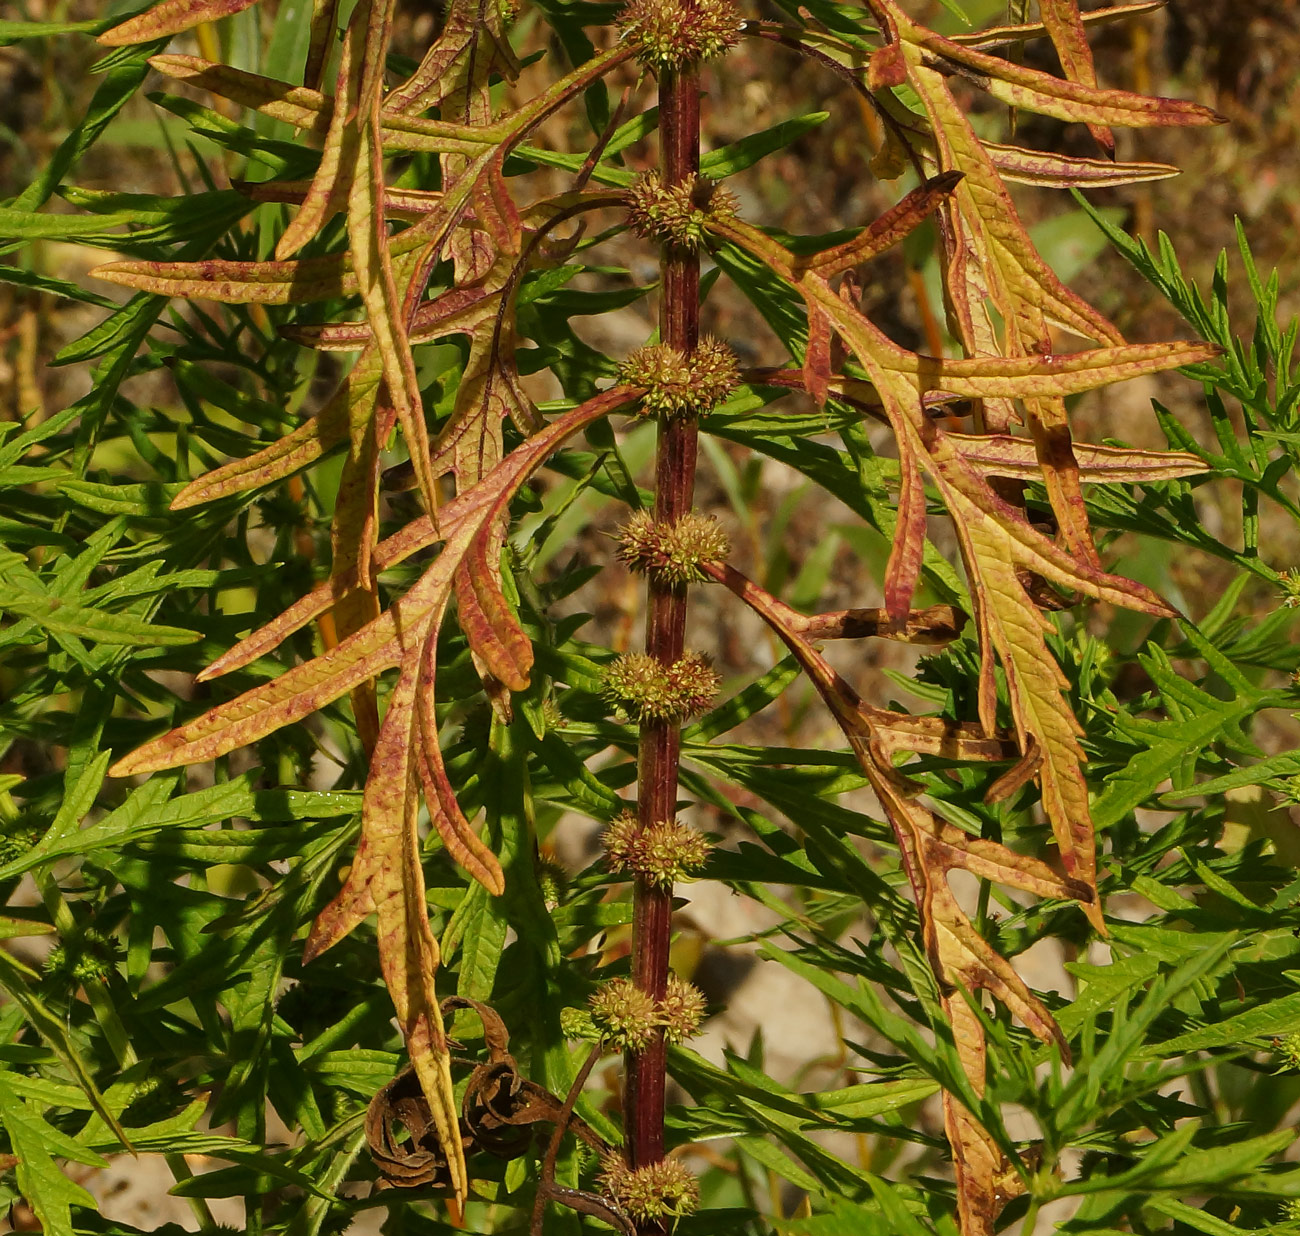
(625, 59), (701, 1216)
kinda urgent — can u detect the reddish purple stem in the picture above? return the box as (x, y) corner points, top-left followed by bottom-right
(624, 62), (702, 1233)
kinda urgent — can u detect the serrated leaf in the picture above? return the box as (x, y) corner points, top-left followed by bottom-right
(0, 1075), (105, 1236)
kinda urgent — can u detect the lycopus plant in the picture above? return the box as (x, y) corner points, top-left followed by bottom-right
(3, 0), (1300, 1234)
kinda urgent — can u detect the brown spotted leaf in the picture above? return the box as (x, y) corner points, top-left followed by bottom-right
(706, 563), (1067, 1234)
(170, 347), (382, 510)
(413, 627), (507, 895)
(98, 0), (259, 46)
(1039, 0), (1113, 153)
(108, 389), (635, 780)
(145, 55), (488, 154)
(873, 0), (1225, 130)
(980, 144), (1178, 188)
(304, 656), (466, 1200)
(947, 434), (1210, 482)
(948, 2), (1162, 51)
(91, 252), (357, 304)
(807, 171), (963, 277)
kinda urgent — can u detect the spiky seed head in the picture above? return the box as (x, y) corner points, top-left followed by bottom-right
(617, 0), (742, 69)
(659, 973), (707, 1043)
(44, 927), (121, 983)
(1283, 1199), (1300, 1222)
(603, 652), (720, 723)
(619, 345), (696, 417)
(589, 977), (659, 1052)
(603, 812), (712, 885)
(689, 336), (740, 411)
(618, 338), (740, 418)
(1281, 569), (1300, 610)
(602, 810), (643, 872)
(603, 652), (677, 721)
(618, 510), (730, 585)
(599, 1153), (701, 1222)
(666, 652), (721, 718)
(626, 173), (737, 251)
(1277, 1031), (1300, 1071)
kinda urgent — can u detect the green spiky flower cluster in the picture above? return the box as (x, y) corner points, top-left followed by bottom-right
(657, 972), (707, 1043)
(617, 510), (729, 585)
(618, 338), (740, 417)
(603, 651), (721, 722)
(626, 173), (737, 251)
(589, 977), (660, 1051)
(599, 1152), (700, 1222)
(603, 810), (712, 885)
(1281, 569), (1300, 610)
(617, 0), (742, 68)
(44, 928), (122, 984)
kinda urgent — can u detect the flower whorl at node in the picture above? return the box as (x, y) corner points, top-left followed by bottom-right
(626, 173), (737, 252)
(603, 810), (712, 886)
(617, 0), (742, 69)
(618, 338), (740, 418)
(602, 651), (721, 723)
(1281, 569), (1300, 610)
(567, 971), (708, 1050)
(618, 510), (729, 586)
(589, 977), (660, 1052)
(44, 928), (121, 984)
(599, 1153), (701, 1223)
(1276, 1031), (1300, 1071)
(658, 973), (707, 1044)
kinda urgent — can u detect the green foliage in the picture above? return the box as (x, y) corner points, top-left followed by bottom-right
(0, 2), (1299, 1235)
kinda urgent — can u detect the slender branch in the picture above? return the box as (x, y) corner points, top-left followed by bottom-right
(625, 59), (702, 1229)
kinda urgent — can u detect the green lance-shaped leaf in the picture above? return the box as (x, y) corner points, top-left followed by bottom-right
(0, 945), (130, 1150)
(97, 0), (260, 46)
(0, 1075), (107, 1236)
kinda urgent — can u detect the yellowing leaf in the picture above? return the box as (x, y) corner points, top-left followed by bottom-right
(98, 0), (260, 46)
(111, 389), (634, 776)
(305, 661), (466, 1198)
